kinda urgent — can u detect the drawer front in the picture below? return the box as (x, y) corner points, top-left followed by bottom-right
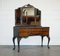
(30, 28), (42, 35)
(19, 28), (29, 37)
(18, 27), (49, 37)
(19, 28), (42, 36)
(42, 27), (49, 36)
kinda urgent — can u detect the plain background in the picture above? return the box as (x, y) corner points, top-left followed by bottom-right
(0, 0), (60, 45)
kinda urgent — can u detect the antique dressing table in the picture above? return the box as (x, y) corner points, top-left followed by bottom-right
(13, 4), (50, 52)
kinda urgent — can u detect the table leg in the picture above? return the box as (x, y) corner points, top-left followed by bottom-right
(17, 37), (21, 52)
(41, 36), (43, 47)
(13, 36), (16, 50)
(47, 36), (50, 49)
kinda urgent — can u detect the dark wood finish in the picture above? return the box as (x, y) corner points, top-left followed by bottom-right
(19, 27), (49, 37)
(13, 4), (50, 52)
(13, 26), (50, 52)
(15, 8), (21, 25)
(15, 6), (41, 26)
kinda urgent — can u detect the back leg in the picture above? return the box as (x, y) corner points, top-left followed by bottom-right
(41, 36), (44, 47)
(47, 36), (50, 49)
(17, 37), (21, 52)
(13, 36), (16, 50)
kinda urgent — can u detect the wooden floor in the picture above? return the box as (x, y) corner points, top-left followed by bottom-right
(0, 45), (60, 56)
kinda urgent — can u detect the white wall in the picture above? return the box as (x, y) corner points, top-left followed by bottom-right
(0, 0), (60, 45)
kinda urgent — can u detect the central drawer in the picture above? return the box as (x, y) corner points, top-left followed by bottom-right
(19, 27), (42, 37)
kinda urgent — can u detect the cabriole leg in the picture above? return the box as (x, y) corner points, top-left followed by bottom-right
(47, 36), (50, 49)
(17, 37), (21, 52)
(13, 36), (16, 50)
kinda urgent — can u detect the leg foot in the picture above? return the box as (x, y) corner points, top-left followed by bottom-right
(13, 47), (15, 50)
(48, 46), (50, 49)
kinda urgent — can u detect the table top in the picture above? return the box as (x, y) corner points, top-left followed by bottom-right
(14, 25), (49, 28)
